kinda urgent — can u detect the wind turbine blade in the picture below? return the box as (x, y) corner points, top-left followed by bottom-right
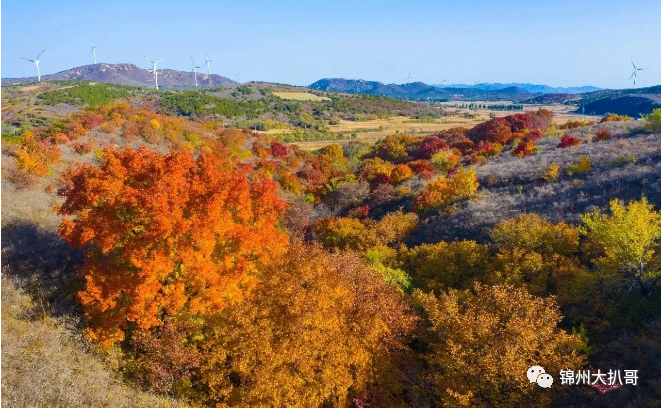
(142, 54), (155, 64)
(36, 47), (46, 59)
(19, 57), (36, 62)
(629, 71), (636, 80)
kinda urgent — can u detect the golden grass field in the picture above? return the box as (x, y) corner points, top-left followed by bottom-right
(259, 128), (293, 135)
(288, 115), (485, 150)
(272, 92), (331, 101)
(19, 85), (46, 92)
(288, 104), (594, 150)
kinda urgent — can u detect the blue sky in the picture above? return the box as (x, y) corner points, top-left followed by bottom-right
(2, 0), (660, 88)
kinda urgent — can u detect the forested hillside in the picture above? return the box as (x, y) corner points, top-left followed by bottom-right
(2, 84), (661, 407)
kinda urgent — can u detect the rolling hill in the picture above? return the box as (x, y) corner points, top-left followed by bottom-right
(571, 85), (661, 116)
(1, 63), (237, 88)
(520, 85), (661, 116)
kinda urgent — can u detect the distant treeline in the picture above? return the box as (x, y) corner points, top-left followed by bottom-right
(461, 103), (524, 111)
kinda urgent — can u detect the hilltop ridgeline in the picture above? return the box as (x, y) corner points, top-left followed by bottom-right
(1, 63), (237, 88)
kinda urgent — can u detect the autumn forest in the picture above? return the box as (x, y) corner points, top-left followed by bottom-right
(2, 83), (661, 408)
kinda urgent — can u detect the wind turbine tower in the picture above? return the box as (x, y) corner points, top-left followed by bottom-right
(407, 72), (412, 84)
(142, 54), (168, 90)
(235, 72), (241, 83)
(91, 44), (97, 64)
(19, 48), (46, 82)
(629, 61), (644, 89)
(205, 52), (212, 75)
(191, 57), (201, 87)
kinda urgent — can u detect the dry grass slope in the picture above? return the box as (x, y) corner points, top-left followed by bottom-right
(410, 121), (661, 244)
(1, 278), (188, 408)
(272, 91), (331, 101)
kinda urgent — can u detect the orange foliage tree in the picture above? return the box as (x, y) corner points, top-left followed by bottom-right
(390, 164), (414, 184)
(57, 146), (288, 345)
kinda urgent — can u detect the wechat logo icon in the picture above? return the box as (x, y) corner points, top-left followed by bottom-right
(527, 366), (553, 388)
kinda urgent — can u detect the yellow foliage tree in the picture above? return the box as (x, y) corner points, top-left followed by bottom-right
(491, 213), (579, 257)
(14, 131), (62, 177)
(402, 240), (491, 292)
(490, 213), (583, 296)
(580, 198), (661, 296)
(372, 210), (419, 245)
(314, 210), (418, 251)
(430, 150), (462, 174)
(200, 244), (415, 407)
(415, 284), (585, 407)
(449, 166), (479, 197)
(541, 163), (560, 182)
(567, 156), (591, 176)
(413, 167), (479, 212)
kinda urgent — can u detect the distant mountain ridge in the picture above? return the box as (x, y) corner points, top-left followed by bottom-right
(433, 83), (602, 94)
(1, 63), (237, 88)
(310, 78), (661, 116)
(309, 78), (536, 102)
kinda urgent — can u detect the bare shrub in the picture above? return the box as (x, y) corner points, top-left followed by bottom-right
(284, 199), (314, 239)
(6, 167), (39, 189)
(322, 181), (370, 212)
(367, 183), (398, 208)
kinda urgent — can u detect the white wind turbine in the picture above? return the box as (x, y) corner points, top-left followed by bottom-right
(191, 57), (201, 87)
(205, 51), (212, 75)
(442, 76), (447, 87)
(142, 54), (168, 90)
(19, 48), (46, 82)
(407, 72), (412, 84)
(235, 72), (241, 83)
(629, 61), (644, 89)
(91, 43), (97, 64)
